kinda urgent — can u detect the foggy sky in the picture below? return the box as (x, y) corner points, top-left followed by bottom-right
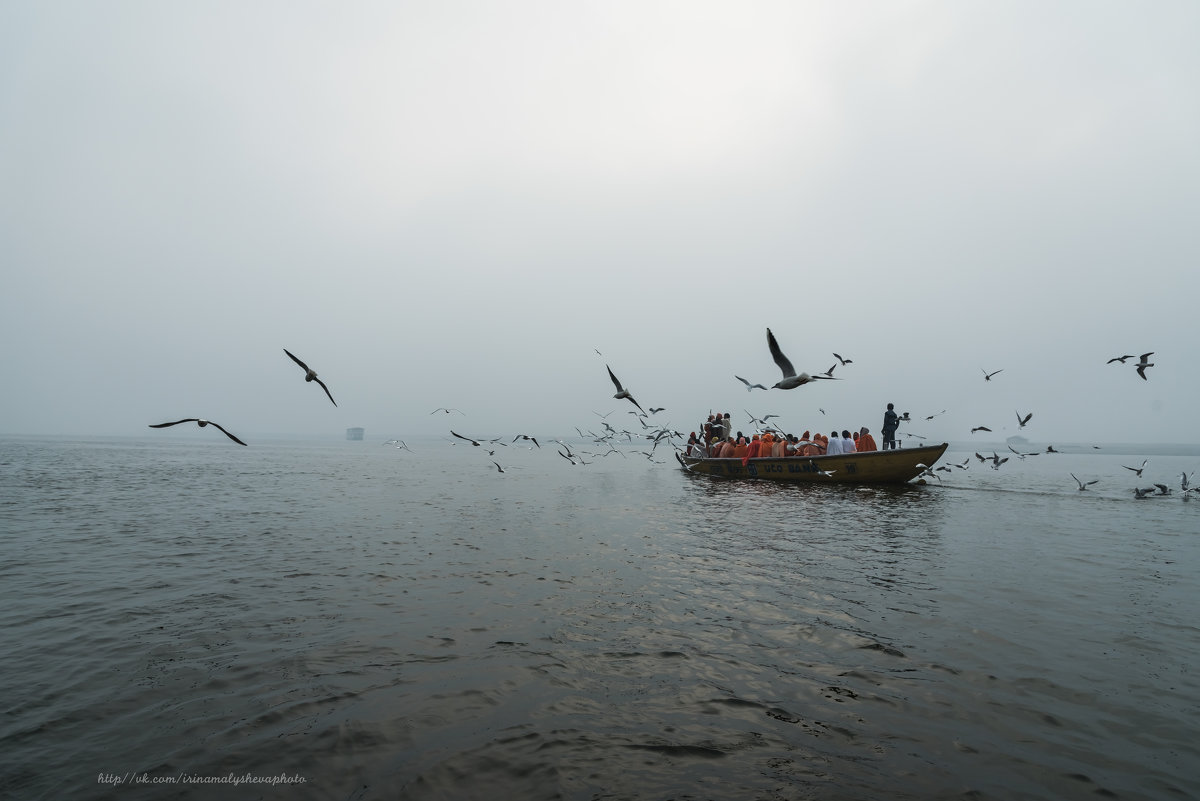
(3, 1), (1198, 445)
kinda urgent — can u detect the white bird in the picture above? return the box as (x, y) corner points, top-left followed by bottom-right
(808, 460), (836, 477)
(735, 375), (768, 392)
(1070, 473), (1098, 491)
(606, 365), (646, 414)
(1015, 410), (1032, 428)
(450, 430), (481, 446)
(766, 328), (835, 390)
(513, 434), (540, 448)
(1135, 352), (1154, 380)
(283, 349), (336, 406)
(149, 418), (247, 446)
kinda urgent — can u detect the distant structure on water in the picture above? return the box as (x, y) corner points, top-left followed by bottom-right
(346, 427), (364, 441)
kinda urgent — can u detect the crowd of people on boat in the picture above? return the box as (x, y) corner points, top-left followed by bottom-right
(684, 412), (880, 462)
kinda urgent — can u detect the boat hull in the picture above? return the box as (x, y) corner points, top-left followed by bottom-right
(677, 443), (949, 485)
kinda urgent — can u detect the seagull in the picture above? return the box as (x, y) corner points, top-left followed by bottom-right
(283, 349), (336, 406)
(1122, 459), (1149, 477)
(808, 460), (836, 477)
(1015, 411), (1032, 429)
(1133, 486), (1156, 499)
(833, 353), (853, 366)
(915, 464), (940, 481)
(1134, 352), (1154, 380)
(982, 368), (1003, 381)
(746, 410), (780, 428)
(989, 452), (1008, 470)
(735, 375), (768, 392)
(513, 434), (540, 448)
(648, 407), (666, 414)
(450, 430), (481, 446)
(820, 363), (838, 378)
(606, 365), (646, 414)
(766, 328), (835, 390)
(974, 452), (989, 463)
(1071, 473), (1098, 491)
(1153, 483), (1171, 496)
(149, 418), (247, 446)
(1106, 354), (1135, 364)
(431, 407), (464, 415)
(926, 410), (946, 421)
(383, 439), (414, 452)
(491, 461), (505, 473)
(971, 426), (992, 433)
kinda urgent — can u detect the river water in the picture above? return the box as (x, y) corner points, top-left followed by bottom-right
(1, 435), (1196, 800)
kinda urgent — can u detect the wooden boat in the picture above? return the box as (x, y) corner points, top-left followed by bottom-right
(676, 442), (949, 485)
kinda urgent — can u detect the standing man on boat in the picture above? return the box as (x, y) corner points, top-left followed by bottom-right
(882, 403), (900, 450)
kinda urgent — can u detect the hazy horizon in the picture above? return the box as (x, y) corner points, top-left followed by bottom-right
(3, 2), (1197, 446)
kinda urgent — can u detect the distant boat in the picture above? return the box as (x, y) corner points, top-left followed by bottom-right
(676, 442), (949, 485)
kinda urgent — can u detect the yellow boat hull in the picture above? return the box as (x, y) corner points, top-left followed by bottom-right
(676, 443), (949, 485)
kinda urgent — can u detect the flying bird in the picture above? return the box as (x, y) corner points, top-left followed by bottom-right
(1134, 352), (1154, 380)
(1070, 473), (1098, 491)
(1106, 354), (1135, 364)
(766, 328), (835, 390)
(971, 426), (992, 433)
(450, 430), (481, 446)
(1122, 459), (1149, 477)
(430, 407), (464, 415)
(513, 434), (540, 448)
(1015, 411), (1032, 428)
(491, 461), (505, 473)
(833, 353), (853, 366)
(925, 410), (946, 421)
(148, 418), (247, 446)
(283, 349), (336, 406)
(981, 368), (1003, 381)
(735, 375), (768, 392)
(606, 365), (646, 414)
(648, 407), (666, 414)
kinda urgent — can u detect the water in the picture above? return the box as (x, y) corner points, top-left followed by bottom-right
(1, 435), (1197, 800)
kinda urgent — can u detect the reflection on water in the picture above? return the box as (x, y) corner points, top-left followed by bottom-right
(0, 437), (1197, 800)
